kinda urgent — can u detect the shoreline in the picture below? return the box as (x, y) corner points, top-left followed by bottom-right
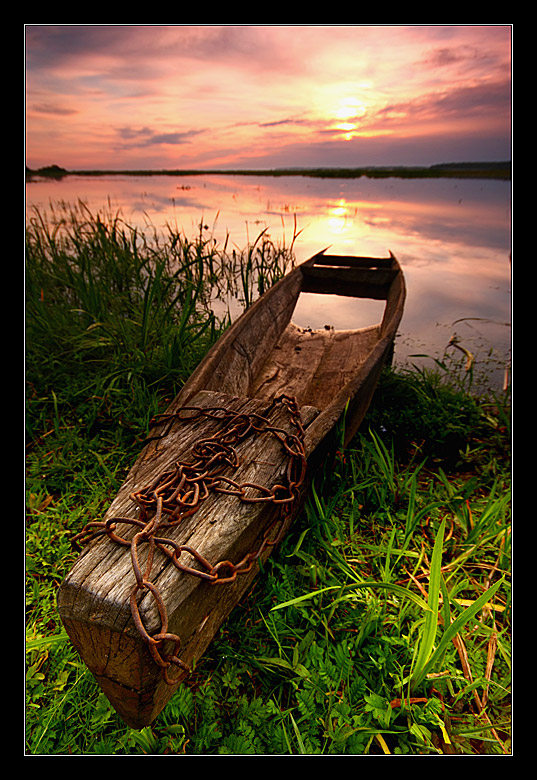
(26, 161), (511, 182)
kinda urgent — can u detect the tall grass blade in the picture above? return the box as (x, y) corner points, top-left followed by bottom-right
(410, 518), (446, 689)
(271, 580), (431, 613)
(368, 428), (396, 493)
(26, 631), (70, 652)
(412, 576), (505, 690)
(289, 712), (307, 754)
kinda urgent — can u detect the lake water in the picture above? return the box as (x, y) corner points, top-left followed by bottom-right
(26, 172), (512, 390)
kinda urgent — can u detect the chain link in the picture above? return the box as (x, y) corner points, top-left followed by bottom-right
(73, 394), (306, 685)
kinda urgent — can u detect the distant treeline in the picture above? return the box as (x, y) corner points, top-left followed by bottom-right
(26, 161), (511, 181)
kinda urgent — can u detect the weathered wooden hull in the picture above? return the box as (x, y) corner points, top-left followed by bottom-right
(57, 250), (405, 728)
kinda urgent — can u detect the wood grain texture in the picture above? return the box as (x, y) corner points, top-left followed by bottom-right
(58, 391), (319, 726)
(57, 250), (406, 727)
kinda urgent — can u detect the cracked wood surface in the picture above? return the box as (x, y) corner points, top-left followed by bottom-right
(57, 251), (406, 727)
(58, 391), (319, 726)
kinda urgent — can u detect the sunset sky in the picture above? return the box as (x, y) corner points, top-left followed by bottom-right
(25, 25), (512, 171)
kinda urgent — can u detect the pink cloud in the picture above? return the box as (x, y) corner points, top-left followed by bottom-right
(25, 25), (511, 170)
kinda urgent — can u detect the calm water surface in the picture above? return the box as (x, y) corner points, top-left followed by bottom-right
(26, 173), (512, 389)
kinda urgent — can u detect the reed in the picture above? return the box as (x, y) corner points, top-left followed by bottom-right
(25, 202), (295, 441)
(25, 207), (510, 755)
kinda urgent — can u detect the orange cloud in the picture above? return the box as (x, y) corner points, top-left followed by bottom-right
(25, 25), (511, 170)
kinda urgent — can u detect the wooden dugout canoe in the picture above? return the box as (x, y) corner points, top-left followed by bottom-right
(57, 249), (405, 728)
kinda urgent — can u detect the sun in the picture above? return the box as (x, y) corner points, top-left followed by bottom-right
(331, 95), (368, 139)
(334, 96), (367, 122)
(311, 84), (372, 140)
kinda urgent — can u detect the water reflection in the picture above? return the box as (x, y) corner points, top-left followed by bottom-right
(26, 173), (511, 388)
(326, 199), (356, 234)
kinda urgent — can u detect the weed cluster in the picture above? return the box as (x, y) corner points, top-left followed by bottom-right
(25, 205), (511, 755)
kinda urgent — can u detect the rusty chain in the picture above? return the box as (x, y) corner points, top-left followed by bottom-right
(73, 394), (306, 685)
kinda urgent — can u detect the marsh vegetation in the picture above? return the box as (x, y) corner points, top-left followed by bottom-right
(26, 161), (511, 181)
(25, 204), (511, 754)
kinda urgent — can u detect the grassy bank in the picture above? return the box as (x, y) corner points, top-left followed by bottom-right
(25, 205), (511, 755)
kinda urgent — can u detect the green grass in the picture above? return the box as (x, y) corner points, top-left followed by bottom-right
(25, 204), (511, 755)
